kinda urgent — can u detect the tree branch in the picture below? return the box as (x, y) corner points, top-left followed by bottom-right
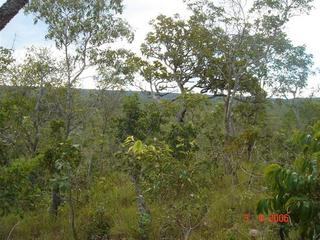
(0, 0), (28, 31)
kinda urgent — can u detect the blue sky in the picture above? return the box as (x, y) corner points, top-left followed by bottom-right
(0, 0), (319, 95)
(0, 2), (50, 49)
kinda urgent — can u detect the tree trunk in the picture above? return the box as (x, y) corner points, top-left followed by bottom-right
(0, 0), (28, 31)
(223, 75), (240, 184)
(291, 103), (302, 129)
(279, 225), (286, 240)
(61, 42), (73, 139)
(131, 174), (150, 240)
(32, 78), (45, 155)
(68, 187), (78, 240)
(65, 85), (72, 138)
(224, 94), (233, 141)
(49, 184), (61, 217)
(247, 140), (255, 162)
(223, 91), (233, 175)
(224, 76), (240, 140)
(176, 80), (187, 123)
(176, 106), (187, 123)
(183, 228), (192, 240)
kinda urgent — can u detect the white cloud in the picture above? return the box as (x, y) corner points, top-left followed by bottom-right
(285, 0), (320, 97)
(121, 0), (191, 53)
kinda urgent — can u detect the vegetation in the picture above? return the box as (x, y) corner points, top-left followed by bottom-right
(0, 0), (319, 239)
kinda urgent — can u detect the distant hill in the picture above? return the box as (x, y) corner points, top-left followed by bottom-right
(1, 85), (318, 104)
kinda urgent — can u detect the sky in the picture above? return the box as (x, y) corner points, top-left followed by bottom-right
(0, 0), (319, 96)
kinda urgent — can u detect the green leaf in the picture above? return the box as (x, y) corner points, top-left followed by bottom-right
(264, 163), (281, 176)
(132, 140), (143, 154)
(257, 199), (269, 214)
(300, 201), (311, 222)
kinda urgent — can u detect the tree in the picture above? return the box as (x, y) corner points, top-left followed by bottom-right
(117, 137), (152, 240)
(25, 0), (133, 138)
(268, 43), (313, 128)
(113, 94), (166, 143)
(42, 118), (82, 240)
(14, 47), (60, 155)
(140, 15), (201, 94)
(0, 47), (60, 157)
(119, 129), (210, 240)
(95, 48), (138, 91)
(42, 119), (65, 218)
(0, 47), (14, 85)
(186, 0), (314, 139)
(132, 15), (205, 122)
(113, 95), (210, 239)
(0, 0), (28, 31)
(82, 88), (123, 179)
(112, 95), (167, 238)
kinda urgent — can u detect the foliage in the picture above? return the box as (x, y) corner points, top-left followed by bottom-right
(0, 47), (14, 84)
(113, 94), (165, 142)
(140, 14), (203, 93)
(25, 0), (132, 52)
(268, 43), (313, 99)
(166, 121), (199, 160)
(0, 156), (43, 216)
(258, 121), (320, 238)
(85, 207), (111, 240)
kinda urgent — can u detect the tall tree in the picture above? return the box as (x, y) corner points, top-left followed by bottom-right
(140, 15), (200, 94)
(268, 43), (313, 128)
(186, 0), (314, 139)
(25, 0), (133, 138)
(14, 47), (60, 155)
(138, 15), (204, 122)
(0, 47), (60, 157)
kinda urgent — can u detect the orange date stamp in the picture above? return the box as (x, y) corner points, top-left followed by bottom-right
(243, 212), (289, 223)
